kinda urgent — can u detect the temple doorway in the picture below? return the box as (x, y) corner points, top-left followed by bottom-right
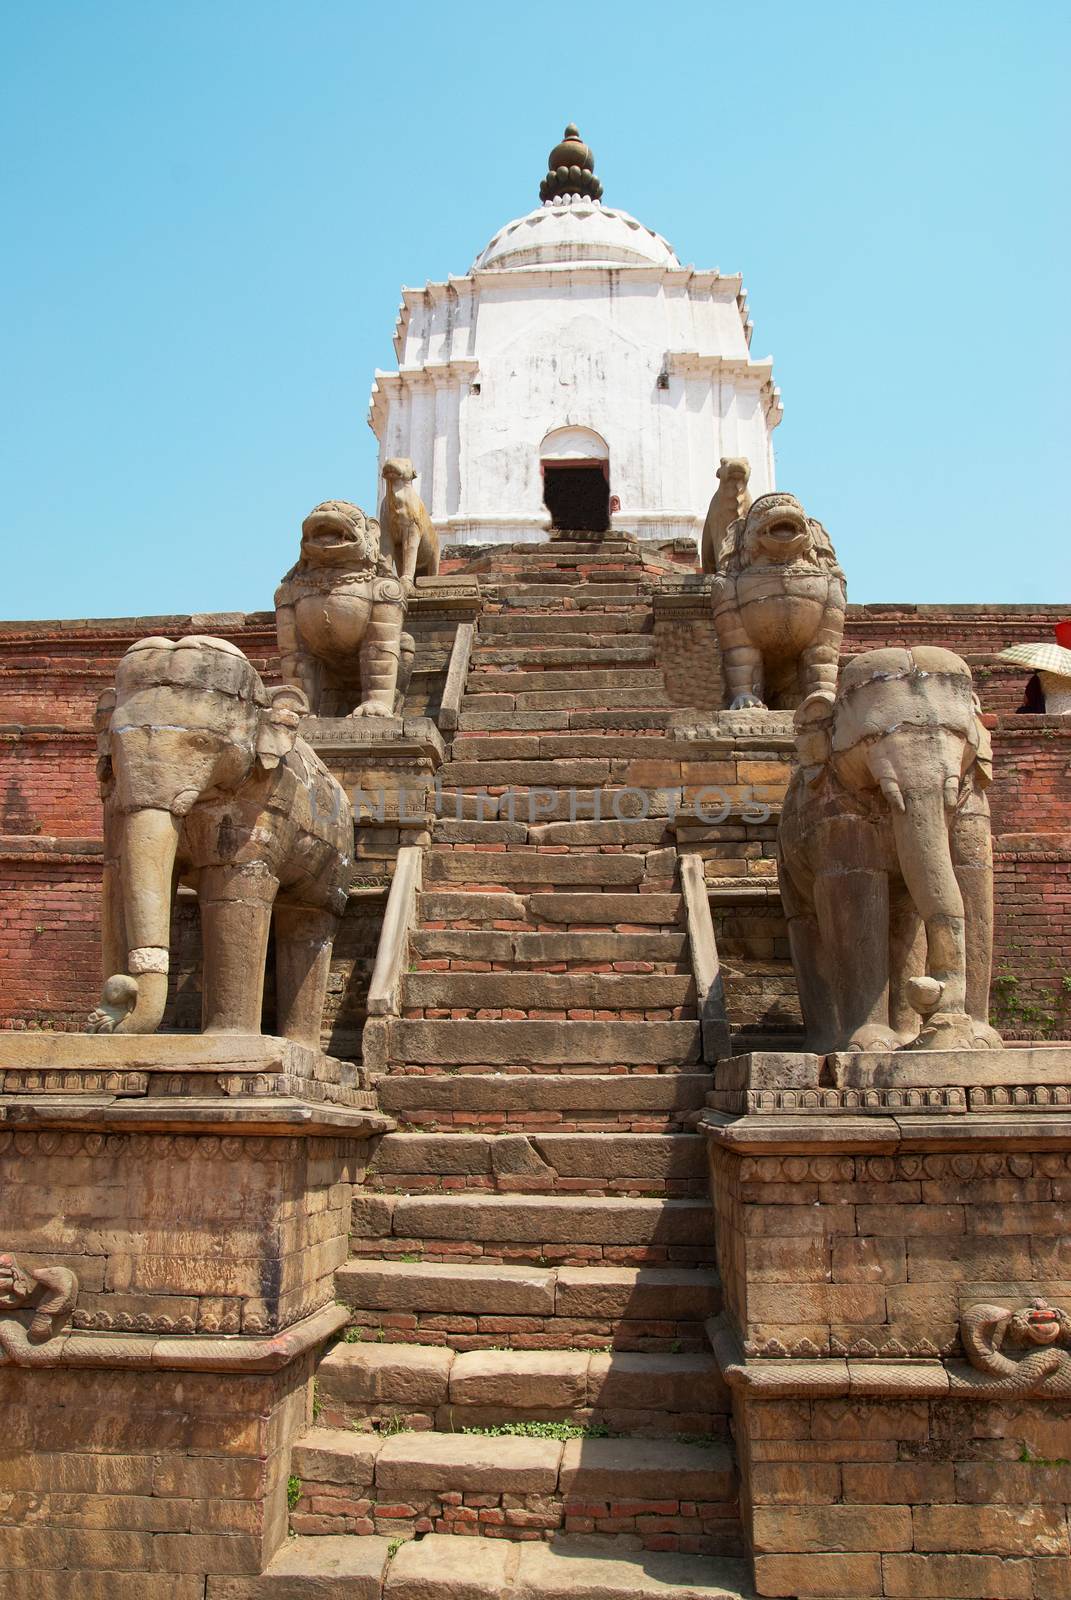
(539, 426), (611, 534)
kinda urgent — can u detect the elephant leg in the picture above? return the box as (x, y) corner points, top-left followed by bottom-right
(952, 804), (1001, 1046)
(356, 595), (404, 716)
(273, 903), (337, 1049)
(198, 865), (277, 1034)
(780, 862), (838, 1053)
(814, 869), (899, 1052)
(888, 888), (925, 1044)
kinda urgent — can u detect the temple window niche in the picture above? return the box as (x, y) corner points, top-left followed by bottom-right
(540, 426), (611, 534)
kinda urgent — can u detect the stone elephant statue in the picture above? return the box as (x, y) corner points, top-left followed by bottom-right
(777, 646), (1001, 1054)
(88, 635), (353, 1044)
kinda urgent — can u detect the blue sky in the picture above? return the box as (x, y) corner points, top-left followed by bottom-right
(2, 1), (1067, 620)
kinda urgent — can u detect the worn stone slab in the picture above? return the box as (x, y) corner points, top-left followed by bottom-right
(374, 1431), (562, 1494)
(372, 1133), (495, 1176)
(290, 1429), (382, 1488)
(510, 931), (688, 962)
(830, 1045), (1071, 1089)
(587, 1351), (727, 1411)
(390, 1194), (712, 1247)
(558, 1436), (735, 1500)
(384, 1533), (518, 1599)
(418, 890), (527, 923)
(448, 1348), (589, 1410)
(441, 759), (611, 787)
(424, 852), (646, 885)
(337, 1259), (557, 1316)
(388, 1019), (700, 1066)
(317, 1343), (454, 1406)
(715, 1053), (822, 1092)
(533, 1132), (704, 1180)
(524, 894), (682, 926)
(513, 1539), (753, 1599)
(377, 1073), (713, 1113)
(404, 973), (693, 1010)
(207, 1536), (391, 1598)
(554, 1264), (722, 1320)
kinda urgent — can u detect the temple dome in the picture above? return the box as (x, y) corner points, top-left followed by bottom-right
(471, 198), (680, 273)
(471, 123), (677, 273)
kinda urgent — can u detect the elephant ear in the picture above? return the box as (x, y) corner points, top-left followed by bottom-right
(794, 691), (835, 786)
(971, 694), (994, 787)
(256, 685), (310, 771)
(93, 688), (116, 787)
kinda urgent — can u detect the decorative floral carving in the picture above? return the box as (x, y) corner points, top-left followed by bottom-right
(0, 1253), (78, 1343)
(961, 1299), (1071, 1396)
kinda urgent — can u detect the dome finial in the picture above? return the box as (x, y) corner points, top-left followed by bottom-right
(539, 123), (603, 204)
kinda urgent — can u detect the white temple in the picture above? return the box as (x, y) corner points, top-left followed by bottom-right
(369, 126), (783, 547)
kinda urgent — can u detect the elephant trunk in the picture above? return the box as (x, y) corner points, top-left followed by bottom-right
(95, 807), (181, 1033)
(888, 786), (967, 1018)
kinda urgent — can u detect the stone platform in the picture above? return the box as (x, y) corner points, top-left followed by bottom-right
(0, 1035), (391, 1587)
(703, 1048), (1071, 1599)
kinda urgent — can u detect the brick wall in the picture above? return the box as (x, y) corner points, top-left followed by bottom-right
(739, 1391), (1070, 1600)
(1, 596), (1067, 1038)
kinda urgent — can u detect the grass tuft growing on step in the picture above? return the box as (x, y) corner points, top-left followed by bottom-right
(286, 1475), (301, 1511)
(461, 1420), (612, 1441)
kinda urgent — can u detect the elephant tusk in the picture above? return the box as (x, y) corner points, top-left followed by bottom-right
(879, 777), (905, 813)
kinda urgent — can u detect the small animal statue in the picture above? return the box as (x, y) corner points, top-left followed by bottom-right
(708, 490), (846, 710)
(275, 500), (411, 717)
(701, 457), (752, 575)
(379, 458), (440, 592)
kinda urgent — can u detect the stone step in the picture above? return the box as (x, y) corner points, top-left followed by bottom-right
(314, 1343), (728, 1434)
(421, 856), (671, 892)
(472, 641), (657, 668)
(368, 1130), (705, 1192)
(422, 851), (651, 887)
(466, 668), (664, 694)
(411, 927), (689, 966)
(457, 707), (677, 731)
(418, 890), (683, 928)
(473, 631), (653, 656)
(376, 1070), (713, 1132)
(463, 688), (670, 711)
(479, 612), (650, 636)
(289, 1432), (741, 1558)
(504, 1539), (753, 1599)
(225, 1534), (753, 1599)
(402, 971), (694, 1017)
(446, 733), (687, 761)
(335, 1259), (723, 1350)
(385, 1018), (701, 1066)
(351, 1192), (714, 1265)
(494, 584), (648, 603)
(206, 1534), (392, 1597)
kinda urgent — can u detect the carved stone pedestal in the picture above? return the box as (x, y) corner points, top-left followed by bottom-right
(304, 715), (445, 884)
(703, 1048), (1071, 1600)
(0, 1035), (391, 1590)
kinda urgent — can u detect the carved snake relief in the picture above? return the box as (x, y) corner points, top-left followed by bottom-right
(0, 1254), (79, 1363)
(961, 1299), (1071, 1396)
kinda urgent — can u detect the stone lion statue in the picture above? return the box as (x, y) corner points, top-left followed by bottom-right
(275, 499), (413, 718)
(379, 459), (440, 594)
(708, 488), (846, 710)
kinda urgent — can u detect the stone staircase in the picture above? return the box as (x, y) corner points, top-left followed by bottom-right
(270, 538), (753, 1599)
